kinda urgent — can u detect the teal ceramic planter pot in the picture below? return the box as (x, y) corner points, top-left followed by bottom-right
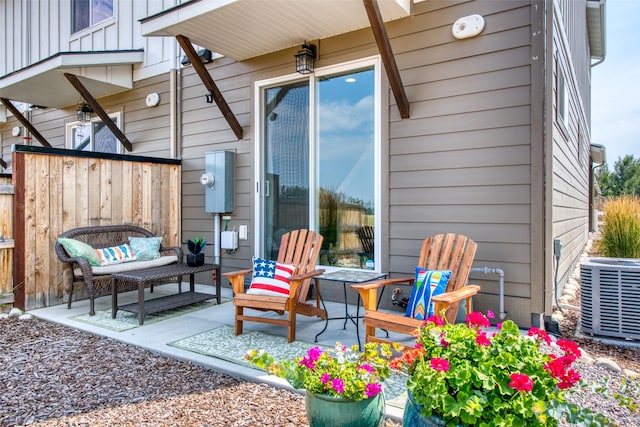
(403, 392), (463, 427)
(305, 392), (385, 427)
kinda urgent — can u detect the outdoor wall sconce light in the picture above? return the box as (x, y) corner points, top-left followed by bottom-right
(205, 90), (214, 104)
(181, 48), (213, 65)
(76, 102), (93, 123)
(295, 42), (317, 74)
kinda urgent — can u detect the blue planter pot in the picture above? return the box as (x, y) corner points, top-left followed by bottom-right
(403, 392), (459, 427)
(305, 391), (385, 427)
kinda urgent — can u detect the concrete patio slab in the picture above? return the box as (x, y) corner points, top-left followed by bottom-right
(29, 282), (413, 421)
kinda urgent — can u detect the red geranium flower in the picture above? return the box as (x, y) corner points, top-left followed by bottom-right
(557, 339), (582, 358)
(509, 373), (533, 392)
(527, 327), (552, 345)
(465, 311), (490, 328)
(424, 315), (445, 326)
(475, 331), (491, 347)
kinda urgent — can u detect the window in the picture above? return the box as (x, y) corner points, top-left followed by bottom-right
(578, 123), (584, 166)
(72, 0), (113, 33)
(256, 58), (380, 271)
(557, 68), (569, 127)
(66, 113), (121, 154)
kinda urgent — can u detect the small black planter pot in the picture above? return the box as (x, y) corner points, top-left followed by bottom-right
(186, 253), (205, 267)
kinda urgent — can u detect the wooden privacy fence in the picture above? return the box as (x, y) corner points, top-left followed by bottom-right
(12, 145), (181, 311)
(0, 174), (14, 307)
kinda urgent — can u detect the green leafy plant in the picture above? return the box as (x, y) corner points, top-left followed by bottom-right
(613, 377), (639, 413)
(245, 342), (394, 401)
(186, 237), (206, 255)
(390, 312), (611, 426)
(597, 195), (640, 258)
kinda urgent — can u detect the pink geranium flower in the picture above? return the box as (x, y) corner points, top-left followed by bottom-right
(430, 357), (450, 372)
(365, 383), (382, 398)
(331, 378), (345, 394)
(357, 363), (375, 373)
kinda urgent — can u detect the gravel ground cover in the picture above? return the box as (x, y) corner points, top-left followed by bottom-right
(0, 317), (401, 427)
(1, 313), (638, 427)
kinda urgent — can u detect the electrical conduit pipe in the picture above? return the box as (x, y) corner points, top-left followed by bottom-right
(470, 267), (506, 320)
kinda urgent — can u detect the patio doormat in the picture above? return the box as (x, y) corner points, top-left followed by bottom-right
(167, 325), (408, 406)
(70, 298), (230, 332)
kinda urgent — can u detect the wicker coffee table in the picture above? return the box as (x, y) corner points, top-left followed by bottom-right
(111, 263), (220, 325)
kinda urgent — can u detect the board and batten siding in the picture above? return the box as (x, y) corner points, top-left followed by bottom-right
(11, 147), (181, 311)
(0, 0), (178, 81)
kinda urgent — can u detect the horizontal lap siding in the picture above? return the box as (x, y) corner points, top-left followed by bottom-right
(2, 0), (563, 327)
(388, 1), (535, 326)
(552, 3), (591, 290)
(179, 57), (255, 273)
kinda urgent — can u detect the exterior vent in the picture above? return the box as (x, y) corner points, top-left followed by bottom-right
(580, 257), (640, 340)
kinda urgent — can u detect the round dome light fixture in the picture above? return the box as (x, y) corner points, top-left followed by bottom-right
(146, 93), (161, 107)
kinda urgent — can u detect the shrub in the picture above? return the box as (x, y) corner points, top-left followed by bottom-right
(390, 312), (609, 426)
(598, 195), (640, 258)
(245, 342), (394, 401)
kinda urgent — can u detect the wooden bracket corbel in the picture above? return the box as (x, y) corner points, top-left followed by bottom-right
(63, 73), (133, 152)
(0, 97), (52, 148)
(176, 35), (244, 140)
(363, 0), (410, 119)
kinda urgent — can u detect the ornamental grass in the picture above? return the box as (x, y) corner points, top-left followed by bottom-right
(598, 195), (640, 258)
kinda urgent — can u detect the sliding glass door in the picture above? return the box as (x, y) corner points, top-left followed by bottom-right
(263, 81), (310, 259)
(258, 59), (379, 270)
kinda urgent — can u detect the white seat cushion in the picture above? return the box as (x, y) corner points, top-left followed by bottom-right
(74, 255), (179, 276)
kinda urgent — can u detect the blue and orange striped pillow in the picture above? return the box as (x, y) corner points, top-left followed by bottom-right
(405, 268), (452, 320)
(95, 244), (137, 266)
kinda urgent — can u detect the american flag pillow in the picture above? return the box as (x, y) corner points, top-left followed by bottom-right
(247, 256), (296, 297)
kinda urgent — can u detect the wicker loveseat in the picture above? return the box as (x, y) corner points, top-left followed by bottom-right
(55, 224), (183, 315)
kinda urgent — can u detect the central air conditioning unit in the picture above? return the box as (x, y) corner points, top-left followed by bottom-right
(580, 257), (640, 340)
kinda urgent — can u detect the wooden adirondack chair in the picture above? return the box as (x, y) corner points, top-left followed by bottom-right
(224, 229), (326, 343)
(352, 233), (480, 346)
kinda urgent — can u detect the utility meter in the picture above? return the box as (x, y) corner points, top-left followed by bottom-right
(203, 150), (235, 213)
(200, 172), (214, 187)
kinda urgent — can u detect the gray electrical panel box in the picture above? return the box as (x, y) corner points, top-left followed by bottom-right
(201, 150), (235, 213)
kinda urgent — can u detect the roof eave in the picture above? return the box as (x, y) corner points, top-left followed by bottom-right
(586, 0), (606, 61)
